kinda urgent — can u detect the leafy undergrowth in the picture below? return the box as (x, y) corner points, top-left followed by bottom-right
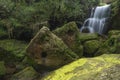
(0, 39), (28, 61)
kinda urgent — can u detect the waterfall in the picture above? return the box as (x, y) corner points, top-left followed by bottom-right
(80, 5), (110, 34)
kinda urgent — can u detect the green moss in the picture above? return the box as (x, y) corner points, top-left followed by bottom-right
(84, 40), (100, 56)
(105, 34), (120, 53)
(0, 29), (8, 39)
(53, 22), (83, 57)
(108, 30), (120, 36)
(110, 0), (120, 29)
(0, 39), (28, 62)
(0, 39), (27, 57)
(79, 33), (98, 42)
(26, 27), (79, 69)
(11, 67), (38, 80)
(96, 30), (120, 55)
(53, 22), (79, 35)
(41, 54), (120, 80)
(0, 61), (6, 76)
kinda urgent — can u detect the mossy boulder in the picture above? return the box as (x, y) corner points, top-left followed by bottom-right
(26, 26), (78, 69)
(79, 33), (98, 42)
(0, 61), (6, 76)
(10, 67), (38, 80)
(96, 30), (120, 55)
(83, 40), (100, 57)
(94, 64), (120, 80)
(53, 22), (83, 57)
(41, 54), (120, 80)
(106, 34), (120, 53)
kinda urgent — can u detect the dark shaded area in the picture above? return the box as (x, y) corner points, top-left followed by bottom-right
(13, 27), (33, 41)
(41, 52), (47, 58)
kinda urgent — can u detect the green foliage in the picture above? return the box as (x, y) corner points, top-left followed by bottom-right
(110, 0), (120, 29)
(0, 61), (6, 76)
(111, 0), (120, 17)
(84, 40), (100, 56)
(0, 0), (15, 19)
(36, 0), (100, 29)
(0, 0), (100, 41)
(0, 39), (28, 61)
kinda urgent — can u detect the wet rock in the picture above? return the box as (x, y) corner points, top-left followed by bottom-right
(26, 26), (78, 68)
(53, 22), (83, 57)
(10, 67), (38, 80)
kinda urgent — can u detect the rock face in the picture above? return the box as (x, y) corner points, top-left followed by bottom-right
(26, 26), (78, 68)
(41, 54), (120, 80)
(53, 22), (83, 57)
(10, 67), (38, 80)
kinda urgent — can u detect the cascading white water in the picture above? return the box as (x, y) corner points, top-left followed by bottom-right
(80, 5), (110, 34)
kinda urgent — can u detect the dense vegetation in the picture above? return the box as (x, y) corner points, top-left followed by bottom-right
(0, 0), (120, 80)
(0, 0), (99, 41)
(110, 0), (120, 29)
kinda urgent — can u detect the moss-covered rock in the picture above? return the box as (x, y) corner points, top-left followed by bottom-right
(41, 54), (120, 80)
(0, 61), (6, 76)
(106, 34), (120, 53)
(96, 30), (120, 55)
(79, 33), (98, 42)
(10, 67), (38, 80)
(53, 22), (83, 57)
(26, 26), (78, 69)
(94, 64), (120, 80)
(83, 40), (100, 57)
